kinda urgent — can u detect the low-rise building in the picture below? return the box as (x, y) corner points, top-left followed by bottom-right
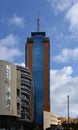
(43, 111), (58, 130)
(0, 60), (34, 130)
(59, 116), (78, 124)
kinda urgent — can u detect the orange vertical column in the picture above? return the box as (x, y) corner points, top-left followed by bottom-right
(26, 43), (33, 71)
(43, 42), (50, 112)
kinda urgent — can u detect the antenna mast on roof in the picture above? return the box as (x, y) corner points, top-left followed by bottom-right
(37, 13), (40, 32)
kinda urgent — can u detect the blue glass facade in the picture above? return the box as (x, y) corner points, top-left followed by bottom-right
(25, 32), (50, 125)
(32, 35), (44, 124)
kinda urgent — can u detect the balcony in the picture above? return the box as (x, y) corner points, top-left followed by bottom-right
(21, 90), (30, 95)
(21, 102), (26, 107)
(21, 85), (30, 91)
(21, 109), (26, 113)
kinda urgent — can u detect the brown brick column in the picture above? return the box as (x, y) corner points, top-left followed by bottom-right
(26, 43), (33, 71)
(43, 42), (50, 112)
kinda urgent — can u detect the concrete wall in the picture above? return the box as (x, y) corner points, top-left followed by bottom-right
(0, 60), (17, 116)
(43, 111), (58, 130)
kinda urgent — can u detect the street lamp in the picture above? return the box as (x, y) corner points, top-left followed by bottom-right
(67, 95), (69, 130)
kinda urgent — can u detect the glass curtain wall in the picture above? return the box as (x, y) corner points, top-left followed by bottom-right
(32, 35), (44, 124)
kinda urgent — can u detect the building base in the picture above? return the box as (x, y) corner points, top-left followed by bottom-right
(0, 115), (18, 130)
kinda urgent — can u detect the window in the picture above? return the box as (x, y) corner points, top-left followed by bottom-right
(6, 65), (11, 81)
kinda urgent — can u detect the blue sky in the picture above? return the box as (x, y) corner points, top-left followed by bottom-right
(0, 0), (78, 118)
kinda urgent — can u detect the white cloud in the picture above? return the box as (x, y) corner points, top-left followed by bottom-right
(47, 0), (78, 38)
(52, 48), (78, 63)
(47, 0), (77, 12)
(19, 63), (25, 67)
(0, 34), (21, 61)
(65, 2), (78, 33)
(0, 34), (19, 46)
(50, 67), (78, 117)
(0, 47), (21, 61)
(9, 14), (25, 28)
(15, 62), (25, 67)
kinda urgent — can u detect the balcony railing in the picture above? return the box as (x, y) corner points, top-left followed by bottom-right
(21, 90), (30, 95)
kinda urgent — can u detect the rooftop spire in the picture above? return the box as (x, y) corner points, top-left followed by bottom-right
(37, 13), (40, 32)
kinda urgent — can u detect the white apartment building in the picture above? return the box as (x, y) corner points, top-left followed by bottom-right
(0, 60), (34, 130)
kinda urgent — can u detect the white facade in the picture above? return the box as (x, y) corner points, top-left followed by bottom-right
(0, 60), (21, 117)
(43, 111), (58, 130)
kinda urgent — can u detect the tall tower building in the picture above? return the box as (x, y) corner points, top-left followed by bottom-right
(25, 22), (50, 124)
